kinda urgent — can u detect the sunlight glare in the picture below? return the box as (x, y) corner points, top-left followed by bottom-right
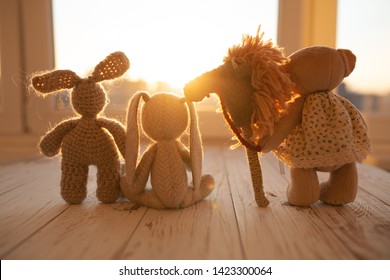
(53, 0), (278, 91)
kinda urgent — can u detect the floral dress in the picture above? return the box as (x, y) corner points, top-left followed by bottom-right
(274, 91), (371, 169)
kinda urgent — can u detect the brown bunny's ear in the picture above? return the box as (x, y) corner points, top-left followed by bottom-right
(91, 51), (130, 83)
(125, 91), (150, 184)
(337, 49), (356, 77)
(32, 70), (80, 94)
(187, 101), (203, 191)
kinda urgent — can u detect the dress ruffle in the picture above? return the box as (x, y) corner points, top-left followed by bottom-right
(274, 91), (371, 169)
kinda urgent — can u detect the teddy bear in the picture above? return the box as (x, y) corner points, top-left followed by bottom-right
(120, 92), (215, 209)
(184, 28), (371, 207)
(261, 46), (371, 206)
(31, 51), (129, 204)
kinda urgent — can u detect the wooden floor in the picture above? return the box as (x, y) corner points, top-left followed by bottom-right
(1, 142), (389, 260)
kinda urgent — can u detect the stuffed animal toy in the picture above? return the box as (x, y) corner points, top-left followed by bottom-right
(262, 46), (371, 206)
(184, 28), (370, 207)
(120, 92), (215, 209)
(31, 51), (129, 204)
(184, 29), (293, 207)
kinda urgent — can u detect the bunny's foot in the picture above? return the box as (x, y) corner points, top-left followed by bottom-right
(180, 174), (215, 208)
(320, 162), (357, 205)
(287, 167), (320, 206)
(61, 163), (88, 204)
(128, 190), (166, 209)
(96, 165), (121, 203)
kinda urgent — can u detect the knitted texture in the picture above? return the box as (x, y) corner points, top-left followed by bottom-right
(32, 51), (129, 204)
(121, 92), (214, 209)
(242, 126), (269, 207)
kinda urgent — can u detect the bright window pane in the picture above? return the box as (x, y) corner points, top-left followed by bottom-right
(336, 0), (390, 112)
(52, 0), (278, 108)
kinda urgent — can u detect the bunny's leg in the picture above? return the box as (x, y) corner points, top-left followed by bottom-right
(61, 160), (88, 204)
(96, 160), (121, 203)
(287, 167), (320, 206)
(180, 174), (215, 208)
(320, 162), (357, 205)
(129, 190), (165, 209)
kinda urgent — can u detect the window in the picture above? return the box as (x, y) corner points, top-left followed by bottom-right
(52, 0), (279, 113)
(336, 0), (390, 170)
(4, 0), (387, 169)
(48, 0), (279, 139)
(336, 0), (390, 113)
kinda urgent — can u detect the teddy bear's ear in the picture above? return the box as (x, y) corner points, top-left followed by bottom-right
(91, 51), (130, 83)
(337, 49), (356, 77)
(32, 70), (80, 94)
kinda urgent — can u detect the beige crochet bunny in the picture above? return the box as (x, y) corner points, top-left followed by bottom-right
(120, 92), (215, 209)
(31, 51), (129, 204)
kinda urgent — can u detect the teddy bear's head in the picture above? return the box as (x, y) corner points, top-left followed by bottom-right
(286, 46), (356, 95)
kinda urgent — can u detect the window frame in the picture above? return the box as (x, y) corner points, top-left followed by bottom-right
(0, 0), (341, 137)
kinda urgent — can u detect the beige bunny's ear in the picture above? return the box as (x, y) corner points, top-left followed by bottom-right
(187, 100), (203, 191)
(337, 49), (356, 77)
(91, 51), (130, 83)
(125, 91), (150, 184)
(32, 70), (80, 94)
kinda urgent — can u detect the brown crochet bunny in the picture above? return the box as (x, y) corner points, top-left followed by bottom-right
(31, 51), (130, 204)
(120, 92), (215, 209)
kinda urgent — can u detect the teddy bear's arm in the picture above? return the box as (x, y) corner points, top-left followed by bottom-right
(40, 119), (78, 157)
(260, 96), (305, 153)
(96, 118), (126, 158)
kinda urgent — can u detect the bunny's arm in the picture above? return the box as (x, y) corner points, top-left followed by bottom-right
(121, 144), (157, 197)
(96, 118), (126, 157)
(259, 96), (305, 153)
(40, 119), (78, 157)
(176, 141), (191, 169)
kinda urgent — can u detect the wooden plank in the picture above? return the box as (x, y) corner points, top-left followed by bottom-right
(6, 199), (147, 259)
(357, 164), (390, 204)
(0, 157), (72, 258)
(0, 159), (48, 194)
(115, 144), (244, 259)
(264, 153), (390, 259)
(310, 192), (390, 259)
(3, 158), (147, 259)
(224, 149), (356, 259)
(1, 143), (389, 260)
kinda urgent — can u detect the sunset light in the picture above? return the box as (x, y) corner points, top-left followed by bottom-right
(52, 0), (278, 91)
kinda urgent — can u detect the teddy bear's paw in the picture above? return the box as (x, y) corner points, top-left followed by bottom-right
(319, 181), (355, 206)
(319, 162), (358, 206)
(287, 167), (320, 207)
(286, 183), (319, 207)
